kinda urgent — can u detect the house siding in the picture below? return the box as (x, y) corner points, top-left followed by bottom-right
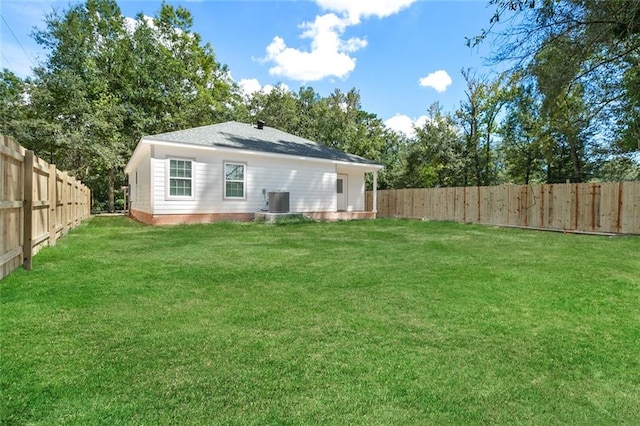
(127, 144), (152, 214)
(151, 145), (338, 215)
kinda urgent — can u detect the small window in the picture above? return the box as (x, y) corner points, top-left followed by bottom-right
(337, 179), (344, 194)
(224, 162), (245, 199)
(169, 159), (192, 197)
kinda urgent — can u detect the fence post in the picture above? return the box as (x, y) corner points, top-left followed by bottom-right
(616, 181), (623, 234)
(48, 163), (57, 246)
(477, 186), (482, 223)
(23, 150), (34, 270)
(61, 172), (69, 235)
(463, 187), (468, 223)
(75, 180), (79, 226)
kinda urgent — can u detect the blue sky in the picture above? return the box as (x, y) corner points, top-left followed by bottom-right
(1, 0), (500, 136)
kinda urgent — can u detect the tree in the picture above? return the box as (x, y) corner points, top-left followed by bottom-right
(457, 70), (506, 186)
(0, 70), (27, 139)
(542, 84), (593, 183)
(475, 0), (640, 154)
(295, 86), (323, 141)
(595, 155), (640, 182)
(29, 0), (130, 210)
(313, 88), (358, 151)
(618, 53), (640, 152)
(315, 88), (392, 185)
(27, 0), (236, 211)
(377, 129), (410, 189)
(126, 5), (237, 135)
(402, 103), (465, 188)
(499, 75), (546, 184)
(249, 85), (300, 134)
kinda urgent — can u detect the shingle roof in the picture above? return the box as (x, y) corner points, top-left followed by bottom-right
(144, 121), (382, 167)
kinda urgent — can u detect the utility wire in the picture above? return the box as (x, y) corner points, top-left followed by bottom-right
(1, 50), (16, 72)
(0, 13), (37, 69)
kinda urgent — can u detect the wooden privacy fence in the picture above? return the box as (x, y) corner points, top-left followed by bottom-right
(366, 182), (640, 235)
(1, 135), (91, 279)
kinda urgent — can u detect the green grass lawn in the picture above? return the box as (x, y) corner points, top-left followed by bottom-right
(2, 217), (639, 424)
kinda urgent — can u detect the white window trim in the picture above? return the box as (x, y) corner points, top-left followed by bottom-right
(223, 161), (247, 200)
(165, 157), (196, 201)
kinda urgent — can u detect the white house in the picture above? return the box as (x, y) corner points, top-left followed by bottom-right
(124, 121), (383, 225)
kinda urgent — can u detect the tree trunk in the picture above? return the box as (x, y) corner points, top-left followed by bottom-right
(568, 136), (583, 183)
(485, 132), (491, 185)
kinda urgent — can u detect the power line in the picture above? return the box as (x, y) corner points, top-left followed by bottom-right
(0, 13), (37, 69)
(1, 49), (16, 72)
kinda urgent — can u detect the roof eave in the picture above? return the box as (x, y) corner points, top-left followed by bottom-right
(124, 139), (148, 174)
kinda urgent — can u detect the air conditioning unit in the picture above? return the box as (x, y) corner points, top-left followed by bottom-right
(268, 192), (289, 213)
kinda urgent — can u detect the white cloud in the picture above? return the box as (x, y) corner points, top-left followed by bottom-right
(384, 114), (429, 138)
(418, 70), (453, 93)
(262, 83), (290, 95)
(238, 78), (263, 97)
(264, 13), (366, 81)
(238, 79), (289, 98)
(124, 15), (157, 34)
(414, 115), (429, 129)
(124, 14), (191, 51)
(262, 0), (416, 82)
(316, 0), (417, 24)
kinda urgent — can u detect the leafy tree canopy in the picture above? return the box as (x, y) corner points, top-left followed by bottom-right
(474, 0), (640, 153)
(21, 0), (238, 211)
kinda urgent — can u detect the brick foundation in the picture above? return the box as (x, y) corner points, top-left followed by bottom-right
(302, 211), (377, 221)
(129, 210), (255, 225)
(129, 209), (376, 225)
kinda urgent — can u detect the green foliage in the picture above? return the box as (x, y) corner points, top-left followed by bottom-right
(618, 56), (640, 152)
(498, 71), (601, 184)
(499, 76), (546, 183)
(480, 0), (640, 155)
(594, 155), (640, 182)
(0, 69), (27, 138)
(400, 103), (465, 188)
(249, 84), (302, 134)
(16, 0), (238, 211)
(457, 70), (507, 186)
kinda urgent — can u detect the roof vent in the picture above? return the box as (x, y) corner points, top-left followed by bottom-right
(257, 120), (265, 130)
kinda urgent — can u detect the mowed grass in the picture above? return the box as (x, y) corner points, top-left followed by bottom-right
(1, 217), (639, 424)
